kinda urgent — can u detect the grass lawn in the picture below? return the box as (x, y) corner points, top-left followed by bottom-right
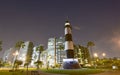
(41, 68), (104, 75)
(0, 69), (27, 75)
(0, 68), (104, 75)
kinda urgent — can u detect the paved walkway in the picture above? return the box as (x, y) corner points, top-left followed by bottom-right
(38, 71), (67, 75)
(89, 70), (120, 75)
(30, 70), (67, 75)
(30, 70), (120, 75)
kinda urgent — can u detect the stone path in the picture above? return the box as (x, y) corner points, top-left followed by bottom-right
(30, 70), (120, 75)
(89, 70), (120, 75)
(30, 70), (67, 75)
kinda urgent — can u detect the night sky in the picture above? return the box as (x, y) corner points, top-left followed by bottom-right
(0, 0), (120, 58)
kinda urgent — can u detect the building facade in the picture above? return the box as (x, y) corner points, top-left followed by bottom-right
(3, 48), (16, 65)
(42, 37), (66, 67)
(17, 41), (29, 66)
(2, 38), (90, 68)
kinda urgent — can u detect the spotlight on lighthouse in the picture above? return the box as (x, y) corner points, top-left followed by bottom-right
(63, 20), (80, 69)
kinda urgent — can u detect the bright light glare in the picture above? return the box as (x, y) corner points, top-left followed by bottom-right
(13, 50), (19, 56)
(102, 53), (106, 57)
(15, 51), (19, 55)
(94, 53), (98, 57)
(63, 59), (78, 62)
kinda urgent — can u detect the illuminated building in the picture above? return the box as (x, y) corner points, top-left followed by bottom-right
(30, 46), (39, 67)
(3, 48), (16, 64)
(17, 41), (34, 66)
(43, 37), (66, 67)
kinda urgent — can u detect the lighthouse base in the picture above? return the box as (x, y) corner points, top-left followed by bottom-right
(63, 59), (81, 69)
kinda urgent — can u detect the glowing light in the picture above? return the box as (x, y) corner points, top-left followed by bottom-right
(65, 23), (70, 25)
(102, 53), (106, 57)
(63, 59), (78, 62)
(93, 53), (98, 57)
(13, 50), (19, 56)
(23, 58), (25, 61)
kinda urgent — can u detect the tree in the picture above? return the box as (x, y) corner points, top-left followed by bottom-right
(13, 41), (24, 70)
(78, 45), (90, 65)
(102, 59), (113, 68)
(25, 42), (34, 64)
(15, 41), (24, 51)
(36, 45), (44, 61)
(24, 62), (29, 75)
(24, 42), (34, 75)
(14, 60), (23, 70)
(0, 41), (2, 51)
(41, 51), (49, 69)
(58, 45), (64, 65)
(34, 60), (43, 69)
(36, 45), (44, 69)
(87, 41), (95, 60)
(0, 58), (3, 68)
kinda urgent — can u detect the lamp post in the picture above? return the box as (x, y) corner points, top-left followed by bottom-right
(102, 53), (106, 58)
(93, 53), (98, 68)
(102, 53), (106, 66)
(94, 53), (98, 58)
(12, 50), (19, 70)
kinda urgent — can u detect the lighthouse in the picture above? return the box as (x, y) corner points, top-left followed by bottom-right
(63, 20), (80, 69)
(64, 20), (74, 58)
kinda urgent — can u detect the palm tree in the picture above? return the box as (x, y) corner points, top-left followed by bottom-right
(15, 41), (24, 51)
(13, 41), (24, 69)
(0, 41), (2, 51)
(34, 60), (43, 69)
(25, 42), (34, 75)
(14, 60), (23, 70)
(36, 45), (44, 69)
(0, 58), (3, 68)
(41, 51), (49, 69)
(25, 42), (34, 64)
(87, 41), (95, 65)
(58, 45), (64, 66)
(24, 62), (29, 75)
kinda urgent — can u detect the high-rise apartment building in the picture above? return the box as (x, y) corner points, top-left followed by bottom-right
(3, 48), (16, 64)
(44, 37), (66, 67)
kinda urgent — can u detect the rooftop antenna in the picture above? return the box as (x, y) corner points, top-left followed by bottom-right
(66, 16), (70, 22)
(67, 16), (69, 20)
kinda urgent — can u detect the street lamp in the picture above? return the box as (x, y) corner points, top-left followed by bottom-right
(102, 53), (106, 58)
(94, 53), (98, 58)
(102, 53), (106, 66)
(93, 53), (98, 68)
(12, 50), (19, 70)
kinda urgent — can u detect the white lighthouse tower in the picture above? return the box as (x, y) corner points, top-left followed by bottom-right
(63, 20), (80, 69)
